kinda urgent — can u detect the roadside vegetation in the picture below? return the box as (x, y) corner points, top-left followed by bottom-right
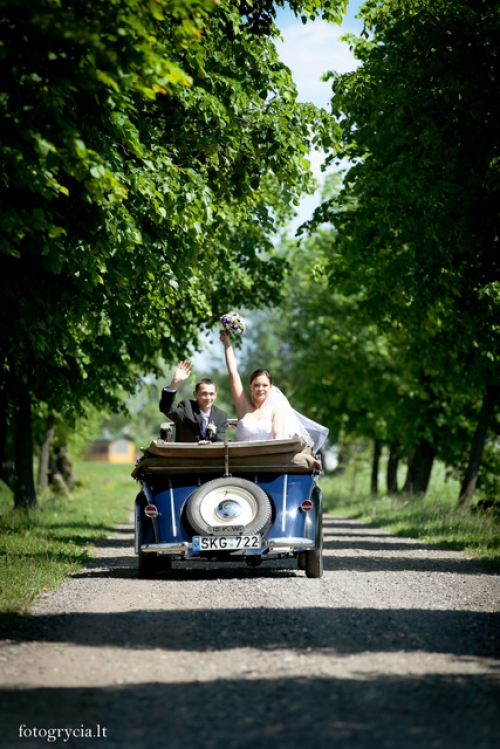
(322, 458), (500, 568)
(0, 462), (136, 631)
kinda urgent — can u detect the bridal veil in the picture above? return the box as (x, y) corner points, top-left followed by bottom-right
(267, 386), (329, 453)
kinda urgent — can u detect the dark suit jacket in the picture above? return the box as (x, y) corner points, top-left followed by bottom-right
(159, 389), (227, 443)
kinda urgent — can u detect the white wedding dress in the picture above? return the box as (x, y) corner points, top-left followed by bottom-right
(236, 388), (329, 452)
(237, 408), (275, 442)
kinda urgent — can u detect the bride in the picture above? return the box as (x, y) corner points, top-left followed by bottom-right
(220, 330), (327, 449)
(220, 330), (283, 440)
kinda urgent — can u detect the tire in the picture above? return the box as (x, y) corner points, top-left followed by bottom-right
(305, 508), (323, 578)
(138, 553), (158, 579)
(297, 551), (306, 571)
(157, 556), (172, 573)
(304, 549), (323, 578)
(186, 478), (272, 535)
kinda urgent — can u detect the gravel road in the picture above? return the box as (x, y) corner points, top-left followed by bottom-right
(1, 513), (499, 749)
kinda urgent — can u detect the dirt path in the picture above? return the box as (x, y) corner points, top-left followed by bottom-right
(1, 514), (499, 749)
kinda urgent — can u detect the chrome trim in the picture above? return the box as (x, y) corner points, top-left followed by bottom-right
(168, 476), (177, 536)
(281, 474), (288, 533)
(141, 542), (191, 554)
(265, 537), (315, 549)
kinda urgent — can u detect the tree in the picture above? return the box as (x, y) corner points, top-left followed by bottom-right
(235, 213), (497, 499)
(311, 0), (500, 502)
(458, 385), (500, 507)
(0, 0), (347, 506)
(236, 230), (414, 470)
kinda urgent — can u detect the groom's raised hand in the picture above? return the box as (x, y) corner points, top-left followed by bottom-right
(168, 360), (193, 389)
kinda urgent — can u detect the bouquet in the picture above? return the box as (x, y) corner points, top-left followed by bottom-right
(220, 311), (246, 335)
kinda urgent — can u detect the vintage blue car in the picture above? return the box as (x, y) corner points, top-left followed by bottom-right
(132, 435), (324, 578)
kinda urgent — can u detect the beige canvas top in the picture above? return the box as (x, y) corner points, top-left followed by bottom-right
(131, 438), (322, 477)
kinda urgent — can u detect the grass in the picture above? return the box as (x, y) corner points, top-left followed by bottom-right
(322, 460), (500, 568)
(0, 461), (138, 631)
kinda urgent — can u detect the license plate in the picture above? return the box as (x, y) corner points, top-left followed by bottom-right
(192, 535), (261, 551)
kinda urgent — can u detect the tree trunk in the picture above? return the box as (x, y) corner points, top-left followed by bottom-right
(0, 395), (14, 489)
(55, 444), (76, 489)
(48, 455), (69, 494)
(370, 439), (382, 495)
(0, 392), (7, 467)
(386, 442), (399, 495)
(458, 385), (499, 508)
(334, 449), (348, 476)
(13, 385), (37, 509)
(402, 438), (436, 496)
(38, 415), (55, 492)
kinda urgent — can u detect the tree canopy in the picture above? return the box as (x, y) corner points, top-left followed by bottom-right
(301, 0), (500, 500)
(0, 0), (348, 504)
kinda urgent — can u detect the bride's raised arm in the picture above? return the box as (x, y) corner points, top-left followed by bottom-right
(220, 331), (252, 419)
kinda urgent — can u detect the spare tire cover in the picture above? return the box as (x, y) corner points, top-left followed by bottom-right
(186, 477), (272, 535)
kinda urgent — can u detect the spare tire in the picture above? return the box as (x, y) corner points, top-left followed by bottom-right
(186, 477), (272, 535)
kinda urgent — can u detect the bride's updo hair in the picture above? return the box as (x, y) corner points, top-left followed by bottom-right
(249, 368), (273, 385)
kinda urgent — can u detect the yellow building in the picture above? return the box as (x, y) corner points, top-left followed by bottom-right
(85, 436), (136, 464)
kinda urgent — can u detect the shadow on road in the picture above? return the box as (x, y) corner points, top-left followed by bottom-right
(1, 516), (499, 749)
(76, 513), (493, 578)
(2, 672), (499, 749)
(4, 605), (499, 659)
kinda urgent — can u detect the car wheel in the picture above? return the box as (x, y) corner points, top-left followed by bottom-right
(297, 551), (306, 571)
(157, 556), (172, 573)
(304, 549), (323, 578)
(138, 553), (158, 579)
(186, 477), (272, 535)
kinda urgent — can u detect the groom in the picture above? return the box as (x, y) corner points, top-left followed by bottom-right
(159, 360), (227, 444)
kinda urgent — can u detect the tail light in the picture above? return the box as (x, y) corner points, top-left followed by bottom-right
(300, 499), (313, 512)
(144, 504), (159, 518)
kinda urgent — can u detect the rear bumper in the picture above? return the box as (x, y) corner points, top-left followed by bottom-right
(264, 536), (315, 550)
(140, 536), (315, 556)
(141, 541), (191, 554)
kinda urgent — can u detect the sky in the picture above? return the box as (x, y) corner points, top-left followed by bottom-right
(275, 2), (363, 110)
(275, 1), (364, 231)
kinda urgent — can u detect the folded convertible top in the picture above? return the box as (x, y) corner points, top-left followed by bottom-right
(131, 438), (322, 476)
